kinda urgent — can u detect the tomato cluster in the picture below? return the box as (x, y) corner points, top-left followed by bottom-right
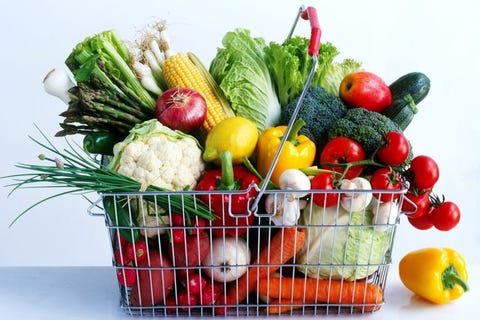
(309, 130), (461, 232)
(401, 155), (460, 231)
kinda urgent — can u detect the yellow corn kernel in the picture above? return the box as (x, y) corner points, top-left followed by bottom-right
(163, 52), (233, 131)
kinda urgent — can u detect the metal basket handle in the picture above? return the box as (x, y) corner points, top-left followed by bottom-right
(250, 5), (322, 214)
(87, 196), (106, 217)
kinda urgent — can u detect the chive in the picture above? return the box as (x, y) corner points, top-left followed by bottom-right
(1, 125), (213, 225)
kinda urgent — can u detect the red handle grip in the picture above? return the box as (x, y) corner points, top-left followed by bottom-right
(301, 6), (321, 56)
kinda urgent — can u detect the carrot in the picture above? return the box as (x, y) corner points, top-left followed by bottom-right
(267, 298), (307, 314)
(257, 277), (384, 312)
(226, 227), (306, 305)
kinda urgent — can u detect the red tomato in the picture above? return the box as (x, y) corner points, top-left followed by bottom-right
(376, 131), (410, 166)
(370, 168), (403, 202)
(408, 211), (433, 230)
(319, 137), (366, 179)
(310, 172), (339, 207)
(409, 155), (440, 190)
(401, 192), (431, 219)
(429, 201), (461, 231)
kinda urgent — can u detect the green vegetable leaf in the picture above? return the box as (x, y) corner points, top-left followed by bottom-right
(209, 28), (281, 133)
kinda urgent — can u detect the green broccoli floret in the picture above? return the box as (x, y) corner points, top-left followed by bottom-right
(328, 108), (404, 157)
(281, 86), (347, 146)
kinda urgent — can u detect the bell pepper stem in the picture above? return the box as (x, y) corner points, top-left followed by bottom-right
(443, 264), (469, 292)
(218, 150), (236, 191)
(286, 118), (306, 146)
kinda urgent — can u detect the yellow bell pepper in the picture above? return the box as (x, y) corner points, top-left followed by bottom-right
(256, 119), (316, 187)
(399, 247), (469, 304)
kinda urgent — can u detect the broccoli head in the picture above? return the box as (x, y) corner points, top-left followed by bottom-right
(328, 108), (405, 157)
(281, 86), (347, 146)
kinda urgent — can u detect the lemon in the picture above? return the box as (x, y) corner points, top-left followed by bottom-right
(203, 117), (258, 165)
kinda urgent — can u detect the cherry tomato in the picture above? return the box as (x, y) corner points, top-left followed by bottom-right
(376, 131), (410, 166)
(319, 137), (366, 179)
(370, 168), (403, 202)
(408, 210), (433, 230)
(409, 155), (440, 190)
(401, 192), (431, 219)
(310, 172), (339, 207)
(429, 201), (461, 231)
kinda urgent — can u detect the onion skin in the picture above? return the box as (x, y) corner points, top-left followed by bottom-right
(155, 87), (207, 133)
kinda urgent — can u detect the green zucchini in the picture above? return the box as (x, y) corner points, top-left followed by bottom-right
(382, 72), (431, 130)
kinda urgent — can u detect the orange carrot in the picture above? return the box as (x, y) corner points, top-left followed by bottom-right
(258, 277), (384, 312)
(267, 298), (307, 314)
(226, 227), (306, 305)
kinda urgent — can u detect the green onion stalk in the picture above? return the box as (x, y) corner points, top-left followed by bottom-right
(2, 126), (213, 226)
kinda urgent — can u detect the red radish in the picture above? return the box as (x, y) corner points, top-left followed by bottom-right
(117, 267), (136, 287)
(125, 240), (148, 262)
(114, 248), (130, 266)
(167, 232), (210, 278)
(200, 282), (224, 305)
(177, 291), (198, 310)
(186, 273), (207, 295)
(155, 87), (207, 133)
(129, 250), (175, 307)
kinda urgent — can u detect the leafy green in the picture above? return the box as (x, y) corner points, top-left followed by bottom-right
(265, 37), (340, 106)
(209, 28), (281, 133)
(65, 30), (156, 110)
(265, 37), (363, 106)
(297, 201), (393, 281)
(318, 58), (363, 96)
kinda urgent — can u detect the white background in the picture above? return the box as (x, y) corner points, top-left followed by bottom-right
(0, 0), (479, 269)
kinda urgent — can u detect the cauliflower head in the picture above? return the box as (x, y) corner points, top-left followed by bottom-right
(108, 119), (205, 191)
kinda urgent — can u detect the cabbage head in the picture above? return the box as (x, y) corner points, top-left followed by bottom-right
(296, 201), (393, 281)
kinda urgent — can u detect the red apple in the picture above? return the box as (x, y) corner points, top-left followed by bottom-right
(155, 87), (207, 133)
(339, 71), (392, 113)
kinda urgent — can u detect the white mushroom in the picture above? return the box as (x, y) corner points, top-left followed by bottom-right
(372, 200), (400, 231)
(43, 68), (75, 104)
(339, 177), (373, 212)
(266, 169), (310, 226)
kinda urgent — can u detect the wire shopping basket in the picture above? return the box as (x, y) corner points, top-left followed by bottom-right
(87, 5), (409, 317)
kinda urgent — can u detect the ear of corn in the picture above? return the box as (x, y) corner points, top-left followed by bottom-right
(162, 52), (234, 131)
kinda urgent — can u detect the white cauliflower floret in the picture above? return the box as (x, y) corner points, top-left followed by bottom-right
(111, 120), (205, 191)
(132, 198), (170, 238)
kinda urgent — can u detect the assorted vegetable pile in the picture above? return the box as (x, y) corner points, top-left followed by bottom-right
(3, 10), (468, 314)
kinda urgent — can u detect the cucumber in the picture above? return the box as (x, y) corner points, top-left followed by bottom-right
(382, 72), (431, 130)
